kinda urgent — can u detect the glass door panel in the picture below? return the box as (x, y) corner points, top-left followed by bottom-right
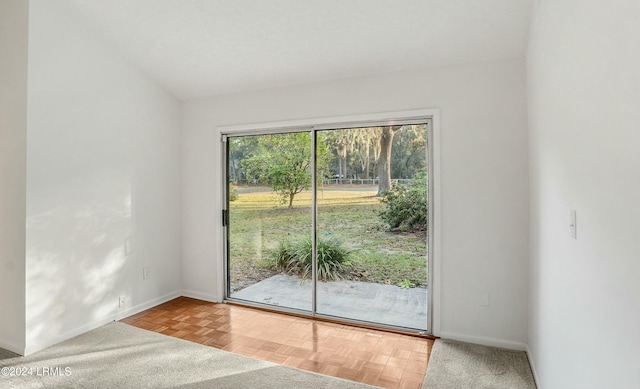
(315, 125), (428, 330)
(226, 132), (313, 312)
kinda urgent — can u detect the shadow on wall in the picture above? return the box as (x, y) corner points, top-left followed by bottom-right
(25, 172), (133, 348)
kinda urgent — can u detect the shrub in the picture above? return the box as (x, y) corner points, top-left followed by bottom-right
(271, 239), (294, 268)
(271, 236), (351, 280)
(379, 169), (427, 232)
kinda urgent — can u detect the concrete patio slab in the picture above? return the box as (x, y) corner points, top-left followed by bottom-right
(231, 274), (427, 330)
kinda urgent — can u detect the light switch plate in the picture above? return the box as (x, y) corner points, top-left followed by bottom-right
(570, 210), (577, 239)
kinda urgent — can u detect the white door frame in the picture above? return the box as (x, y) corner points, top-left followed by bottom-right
(216, 108), (441, 335)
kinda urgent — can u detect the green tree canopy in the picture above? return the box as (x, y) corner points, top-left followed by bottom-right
(242, 132), (328, 208)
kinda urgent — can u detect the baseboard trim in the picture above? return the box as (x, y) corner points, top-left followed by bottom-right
(526, 345), (542, 389)
(438, 331), (527, 351)
(180, 290), (220, 303)
(114, 290), (183, 321)
(23, 290), (182, 356)
(0, 337), (24, 356)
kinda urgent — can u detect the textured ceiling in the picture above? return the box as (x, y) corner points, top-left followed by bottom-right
(56, 0), (533, 100)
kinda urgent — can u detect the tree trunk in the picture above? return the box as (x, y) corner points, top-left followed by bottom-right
(231, 159), (237, 183)
(377, 125), (402, 195)
(343, 157), (348, 181)
(365, 146), (370, 179)
(288, 192), (294, 208)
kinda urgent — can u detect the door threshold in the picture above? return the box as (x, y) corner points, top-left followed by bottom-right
(224, 299), (438, 340)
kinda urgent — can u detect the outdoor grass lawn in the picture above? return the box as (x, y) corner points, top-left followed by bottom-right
(228, 185), (427, 292)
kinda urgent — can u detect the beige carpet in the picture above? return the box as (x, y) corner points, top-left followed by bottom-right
(422, 339), (536, 389)
(0, 322), (376, 389)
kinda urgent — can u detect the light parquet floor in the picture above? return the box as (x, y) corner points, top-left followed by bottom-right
(121, 297), (433, 389)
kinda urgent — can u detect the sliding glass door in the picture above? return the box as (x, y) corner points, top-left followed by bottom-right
(224, 120), (430, 332)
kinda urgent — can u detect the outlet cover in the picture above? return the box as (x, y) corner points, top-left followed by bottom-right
(480, 291), (490, 306)
(124, 237), (132, 256)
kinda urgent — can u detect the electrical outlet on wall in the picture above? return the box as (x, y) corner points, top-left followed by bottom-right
(143, 267), (150, 280)
(118, 295), (126, 308)
(480, 291), (490, 306)
(124, 237), (132, 256)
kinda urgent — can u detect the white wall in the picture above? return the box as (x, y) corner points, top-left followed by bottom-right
(182, 59), (530, 348)
(527, 1), (640, 388)
(0, 0), (29, 354)
(24, 0), (182, 354)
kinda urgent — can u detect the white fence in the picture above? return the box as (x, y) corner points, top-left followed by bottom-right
(231, 178), (411, 186)
(322, 178), (411, 185)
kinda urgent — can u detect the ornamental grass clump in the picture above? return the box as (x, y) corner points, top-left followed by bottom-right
(271, 236), (351, 280)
